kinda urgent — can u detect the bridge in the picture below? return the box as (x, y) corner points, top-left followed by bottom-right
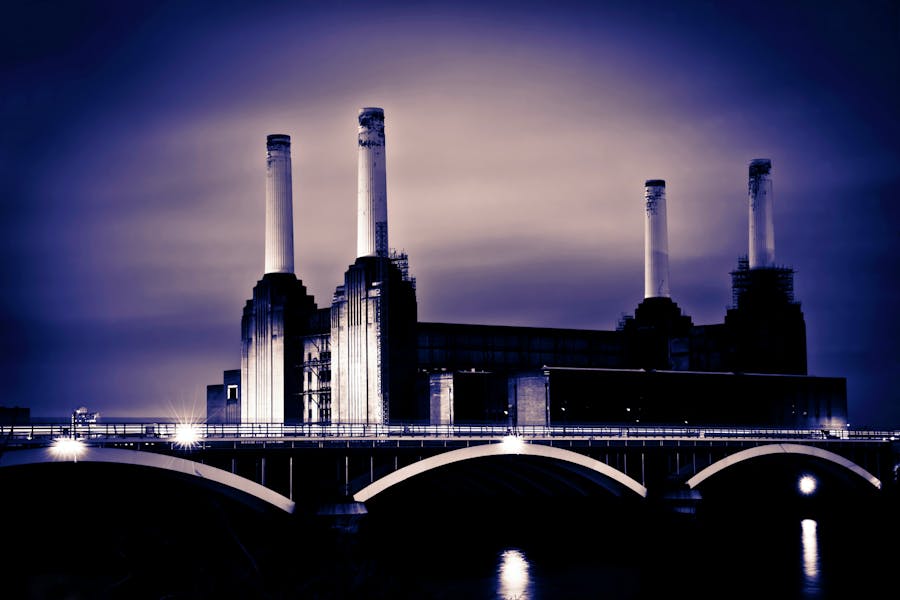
(2, 422), (898, 520)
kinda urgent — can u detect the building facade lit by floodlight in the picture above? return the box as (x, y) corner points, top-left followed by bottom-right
(208, 114), (846, 431)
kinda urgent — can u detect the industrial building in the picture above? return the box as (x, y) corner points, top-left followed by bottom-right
(207, 109), (846, 429)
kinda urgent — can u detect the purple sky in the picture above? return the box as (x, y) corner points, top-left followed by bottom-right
(2, 0), (898, 426)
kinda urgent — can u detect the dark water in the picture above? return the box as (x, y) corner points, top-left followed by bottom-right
(1, 463), (896, 599)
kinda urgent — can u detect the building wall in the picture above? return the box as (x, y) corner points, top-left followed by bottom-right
(241, 273), (317, 424)
(544, 367), (846, 428)
(331, 257), (417, 425)
(331, 265), (382, 424)
(429, 372), (453, 425)
(510, 372), (549, 427)
(418, 322), (623, 373)
(724, 262), (808, 375)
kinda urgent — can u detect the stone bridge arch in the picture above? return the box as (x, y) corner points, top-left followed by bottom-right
(353, 438), (648, 503)
(686, 443), (882, 490)
(0, 446), (296, 513)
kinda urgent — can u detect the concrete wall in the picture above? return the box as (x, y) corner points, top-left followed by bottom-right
(241, 273), (318, 424)
(429, 372), (453, 425)
(510, 372), (549, 427)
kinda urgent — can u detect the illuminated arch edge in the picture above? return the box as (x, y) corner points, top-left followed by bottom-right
(353, 440), (648, 502)
(0, 447), (295, 513)
(686, 443), (882, 490)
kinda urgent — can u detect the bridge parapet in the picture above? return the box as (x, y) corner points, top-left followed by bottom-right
(3, 422), (898, 446)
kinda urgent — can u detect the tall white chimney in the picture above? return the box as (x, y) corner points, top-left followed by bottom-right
(357, 107), (388, 258)
(644, 179), (670, 298)
(748, 158), (775, 269)
(264, 134), (294, 274)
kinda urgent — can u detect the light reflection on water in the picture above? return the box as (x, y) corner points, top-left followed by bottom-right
(801, 518), (821, 597)
(497, 548), (533, 600)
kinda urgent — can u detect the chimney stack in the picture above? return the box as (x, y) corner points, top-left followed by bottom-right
(357, 107), (388, 258)
(748, 158), (775, 269)
(644, 179), (670, 299)
(264, 134), (294, 274)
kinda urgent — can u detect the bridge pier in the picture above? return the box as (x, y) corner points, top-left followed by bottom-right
(316, 501), (368, 533)
(657, 486), (703, 516)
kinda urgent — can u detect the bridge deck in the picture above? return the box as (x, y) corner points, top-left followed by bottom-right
(2, 423), (897, 444)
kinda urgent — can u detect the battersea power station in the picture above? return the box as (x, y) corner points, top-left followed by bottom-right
(207, 107), (847, 430)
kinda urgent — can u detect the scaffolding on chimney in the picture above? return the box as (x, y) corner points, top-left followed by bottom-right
(730, 255), (796, 309)
(390, 249), (416, 289)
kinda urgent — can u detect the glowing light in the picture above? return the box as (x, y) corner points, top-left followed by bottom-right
(51, 437), (85, 461)
(798, 475), (817, 495)
(174, 423), (202, 448)
(498, 549), (531, 599)
(501, 435), (524, 453)
(801, 519), (820, 590)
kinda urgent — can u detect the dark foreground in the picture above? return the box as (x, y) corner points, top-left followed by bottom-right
(0, 462), (897, 599)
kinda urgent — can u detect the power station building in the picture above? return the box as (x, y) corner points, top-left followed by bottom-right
(207, 109), (847, 430)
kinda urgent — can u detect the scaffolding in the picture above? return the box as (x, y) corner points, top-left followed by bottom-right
(390, 249), (416, 289)
(730, 255), (796, 309)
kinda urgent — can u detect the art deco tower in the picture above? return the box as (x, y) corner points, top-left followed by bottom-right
(241, 134), (318, 424)
(622, 178), (692, 371)
(726, 159), (807, 375)
(331, 108), (417, 425)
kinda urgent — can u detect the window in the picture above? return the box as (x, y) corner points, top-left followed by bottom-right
(226, 385), (238, 401)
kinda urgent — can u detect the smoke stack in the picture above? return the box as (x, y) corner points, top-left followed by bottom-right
(264, 134), (294, 274)
(748, 158), (775, 269)
(644, 179), (670, 298)
(357, 107), (388, 258)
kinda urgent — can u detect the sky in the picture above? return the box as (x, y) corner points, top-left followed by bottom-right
(2, 0), (898, 426)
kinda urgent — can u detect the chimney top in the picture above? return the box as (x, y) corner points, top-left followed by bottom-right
(267, 134), (291, 148)
(749, 158), (771, 176)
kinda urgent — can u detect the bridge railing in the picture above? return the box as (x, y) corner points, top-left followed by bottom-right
(1, 422), (898, 444)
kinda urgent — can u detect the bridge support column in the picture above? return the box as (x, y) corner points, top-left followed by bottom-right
(641, 452), (645, 486)
(660, 488), (702, 516)
(344, 455), (349, 497)
(316, 502), (368, 533)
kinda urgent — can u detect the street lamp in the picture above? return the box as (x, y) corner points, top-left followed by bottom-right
(174, 423), (201, 449)
(51, 436), (85, 462)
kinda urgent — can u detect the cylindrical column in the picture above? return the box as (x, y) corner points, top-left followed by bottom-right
(357, 107), (388, 258)
(265, 134), (294, 274)
(643, 179), (670, 298)
(748, 158), (775, 269)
